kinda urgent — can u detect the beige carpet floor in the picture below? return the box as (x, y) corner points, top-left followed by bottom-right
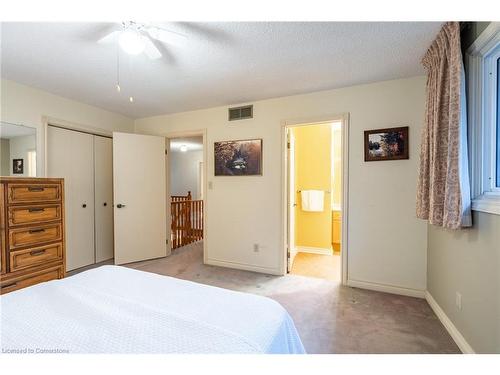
(290, 252), (341, 282)
(120, 241), (460, 354)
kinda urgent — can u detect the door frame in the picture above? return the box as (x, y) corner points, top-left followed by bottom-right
(161, 129), (208, 264)
(42, 116), (113, 178)
(281, 113), (349, 284)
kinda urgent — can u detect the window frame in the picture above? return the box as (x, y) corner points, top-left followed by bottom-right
(466, 22), (500, 215)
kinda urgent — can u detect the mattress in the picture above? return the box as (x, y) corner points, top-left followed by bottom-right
(0, 265), (305, 354)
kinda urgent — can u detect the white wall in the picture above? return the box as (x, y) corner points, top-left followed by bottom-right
(0, 138), (10, 175)
(0, 79), (134, 176)
(135, 76), (428, 292)
(9, 134), (36, 176)
(170, 150), (203, 199)
(428, 211), (500, 353)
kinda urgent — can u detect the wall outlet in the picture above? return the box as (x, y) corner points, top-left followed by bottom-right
(455, 292), (462, 311)
(253, 244), (260, 252)
(208, 181), (213, 190)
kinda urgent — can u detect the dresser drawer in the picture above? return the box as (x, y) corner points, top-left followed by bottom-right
(9, 243), (63, 272)
(8, 204), (62, 226)
(7, 183), (62, 204)
(9, 223), (62, 249)
(1, 266), (63, 294)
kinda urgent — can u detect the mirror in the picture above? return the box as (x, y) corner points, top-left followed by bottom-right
(0, 121), (37, 177)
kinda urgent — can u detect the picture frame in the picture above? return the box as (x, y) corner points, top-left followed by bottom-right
(214, 138), (263, 176)
(13, 158), (24, 174)
(364, 126), (409, 162)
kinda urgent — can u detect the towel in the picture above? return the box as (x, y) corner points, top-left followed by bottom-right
(300, 190), (324, 212)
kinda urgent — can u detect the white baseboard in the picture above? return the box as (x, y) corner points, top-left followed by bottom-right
(296, 246), (332, 256)
(425, 291), (475, 354)
(205, 257), (282, 275)
(347, 279), (426, 298)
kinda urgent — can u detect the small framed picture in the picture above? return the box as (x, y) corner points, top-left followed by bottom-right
(364, 126), (409, 162)
(214, 139), (262, 176)
(13, 159), (24, 174)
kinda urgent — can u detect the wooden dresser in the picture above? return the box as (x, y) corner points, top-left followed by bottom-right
(0, 177), (65, 294)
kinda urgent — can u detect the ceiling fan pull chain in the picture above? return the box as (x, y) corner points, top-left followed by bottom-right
(116, 44), (121, 93)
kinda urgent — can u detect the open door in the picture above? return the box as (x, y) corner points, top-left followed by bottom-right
(113, 132), (169, 264)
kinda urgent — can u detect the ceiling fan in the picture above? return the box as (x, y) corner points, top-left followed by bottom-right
(98, 21), (187, 59)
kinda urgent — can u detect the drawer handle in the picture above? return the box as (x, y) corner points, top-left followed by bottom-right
(28, 208), (45, 213)
(30, 249), (46, 256)
(29, 228), (45, 234)
(2, 282), (17, 289)
(28, 187), (44, 192)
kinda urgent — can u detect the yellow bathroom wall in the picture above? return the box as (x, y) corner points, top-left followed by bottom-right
(292, 124), (332, 250)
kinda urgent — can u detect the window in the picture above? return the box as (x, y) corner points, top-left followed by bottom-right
(467, 23), (500, 215)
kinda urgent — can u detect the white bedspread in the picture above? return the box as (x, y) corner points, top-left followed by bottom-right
(0, 266), (305, 354)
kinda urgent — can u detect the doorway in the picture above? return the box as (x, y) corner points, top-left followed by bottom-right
(284, 116), (348, 283)
(167, 136), (204, 251)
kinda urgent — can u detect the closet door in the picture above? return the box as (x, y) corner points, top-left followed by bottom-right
(47, 126), (95, 271)
(94, 135), (114, 262)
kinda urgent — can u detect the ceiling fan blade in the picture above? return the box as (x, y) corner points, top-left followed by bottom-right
(143, 38), (162, 60)
(97, 30), (122, 44)
(146, 27), (187, 47)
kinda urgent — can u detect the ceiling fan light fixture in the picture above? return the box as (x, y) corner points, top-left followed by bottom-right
(119, 30), (145, 55)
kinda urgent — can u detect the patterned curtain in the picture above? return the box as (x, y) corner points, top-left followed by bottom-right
(416, 22), (472, 229)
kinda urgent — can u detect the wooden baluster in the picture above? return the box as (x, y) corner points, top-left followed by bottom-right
(183, 201), (186, 246)
(175, 202), (178, 249)
(180, 201), (184, 247)
(172, 202), (176, 249)
(198, 201), (201, 240)
(194, 200), (197, 241)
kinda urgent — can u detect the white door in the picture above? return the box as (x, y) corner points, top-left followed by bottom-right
(287, 130), (296, 272)
(94, 135), (114, 262)
(113, 132), (167, 264)
(47, 126), (95, 271)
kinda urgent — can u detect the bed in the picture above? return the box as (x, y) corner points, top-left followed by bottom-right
(0, 265), (305, 354)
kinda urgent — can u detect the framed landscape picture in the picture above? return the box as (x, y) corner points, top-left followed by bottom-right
(364, 126), (409, 161)
(214, 139), (262, 176)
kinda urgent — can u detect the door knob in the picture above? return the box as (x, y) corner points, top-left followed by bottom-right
(117, 204), (126, 208)
(82, 203), (87, 208)
(103, 202), (107, 207)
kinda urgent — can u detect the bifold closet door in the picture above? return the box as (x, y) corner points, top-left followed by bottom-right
(94, 136), (114, 262)
(47, 126), (95, 271)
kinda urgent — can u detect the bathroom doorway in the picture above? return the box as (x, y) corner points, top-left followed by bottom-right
(283, 117), (348, 283)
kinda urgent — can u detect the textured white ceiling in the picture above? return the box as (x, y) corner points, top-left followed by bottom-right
(0, 22), (441, 119)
